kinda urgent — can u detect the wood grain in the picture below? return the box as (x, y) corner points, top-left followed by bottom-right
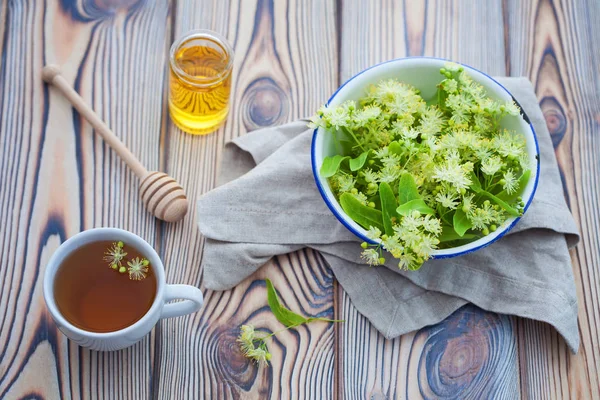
(337, 1), (520, 398)
(0, 0), (170, 398)
(1, 0), (599, 398)
(152, 0), (339, 399)
(338, 0), (599, 399)
(504, 0), (600, 398)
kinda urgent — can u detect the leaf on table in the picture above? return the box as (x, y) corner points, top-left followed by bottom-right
(379, 182), (398, 236)
(349, 150), (370, 171)
(265, 279), (343, 327)
(266, 279), (309, 327)
(398, 173), (421, 204)
(396, 199), (436, 216)
(452, 208), (472, 237)
(339, 193), (385, 231)
(320, 155), (349, 178)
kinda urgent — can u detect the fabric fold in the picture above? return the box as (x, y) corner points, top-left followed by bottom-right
(197, 78), (581, 352)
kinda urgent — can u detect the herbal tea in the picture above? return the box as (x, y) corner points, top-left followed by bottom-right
(169, 31), (233, 135)
(54, 240), (156, 333)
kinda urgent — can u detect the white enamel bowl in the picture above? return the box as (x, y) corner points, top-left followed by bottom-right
(311, 57), (540, 259)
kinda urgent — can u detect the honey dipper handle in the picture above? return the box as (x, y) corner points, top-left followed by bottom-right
(42, 65), (148, 179)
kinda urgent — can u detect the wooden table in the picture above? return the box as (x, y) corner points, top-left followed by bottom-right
(1, 0), (598, 398)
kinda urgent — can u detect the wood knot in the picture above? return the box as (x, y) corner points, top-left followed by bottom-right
(215, 328), (258, 390)
(60, 0), (143, 21)
(241, 77), (288, 130)
(415, 305), (516, 399)
(540, 97), (567, 148)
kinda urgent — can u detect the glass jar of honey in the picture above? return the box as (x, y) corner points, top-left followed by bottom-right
(168, 30), (234, 135)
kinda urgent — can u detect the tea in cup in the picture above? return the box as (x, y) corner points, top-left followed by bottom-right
(44, 228), (203, 351)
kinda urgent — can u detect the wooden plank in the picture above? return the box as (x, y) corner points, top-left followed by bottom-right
(0, 0), (171, 398)
(152, 0), (339, 398)
(337, 1), (523, 399)
(504, 0), (600, 398)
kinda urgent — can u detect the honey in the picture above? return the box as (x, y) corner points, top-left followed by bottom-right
(169, 30), (234, 135)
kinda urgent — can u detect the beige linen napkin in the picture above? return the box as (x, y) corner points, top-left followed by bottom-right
(197, 78), (581, 352)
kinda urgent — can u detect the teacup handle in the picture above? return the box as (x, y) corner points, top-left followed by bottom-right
(161, 284), (204, 319)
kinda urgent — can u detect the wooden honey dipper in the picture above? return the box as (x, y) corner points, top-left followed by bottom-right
(42, 65), (189, 223)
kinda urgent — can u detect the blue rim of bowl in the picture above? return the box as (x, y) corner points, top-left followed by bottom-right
(310, 56), (541, 260)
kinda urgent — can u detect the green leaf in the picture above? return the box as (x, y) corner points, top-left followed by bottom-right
(452, 208), (472, 237)
(496, 169), (531, 202)
(307, 316), (345, 323)
(339, 140), (354, 155)
(396, 199), (436, 216)
(339, 193), (385, 232)
(469, 171), (482, 192)
(398, 173), (421, 204)
(439, 225), (478, 242)
(440, 210), (453, 226)
(388, 141), (403, 156)
(379, 182), (398, 236)
(266, 279), (344, 326)
(479, 190), (521, 217)
(320, 155), (349, 178)
(349, 150), (370, 171)
(266, 279), (309, 327)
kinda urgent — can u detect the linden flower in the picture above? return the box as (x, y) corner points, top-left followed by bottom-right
(444, 62), (462, 73)
(360, 249), (382, 266)
(503, 101), (521, 116)
(382, 236), (403, 257)
(462, 194), (476, 217)
(353, 105), (382, 125)
(378, 165), (402, 183)
(362, 168), (378, 183)
(127, 257), (149, 280)
(503, 169), (518, 194)
(419, 107), (445, 136)
(436, 191), (459, 210)
(494, 130), (526, 158)
(469, 207), (493, 230)
(411, 234), (439, 259)
(481, 156), (504, 176)
(324, 106), (349, 129)
(307, 113), (327, 130)
(103, 241), (127, 268)
(400, 212), (424, 232)
(399, 127), (421, 140)
(381, 153), (401, 167)
(422, 215), (443, 235)
(432, 157), (472, 191)
(397, 251), (416, 270)
(366, 226), (382, 240)
(237, 325), (272, 365)
(352, 192), (368, 205)
(442, 79), (458, 93)
(372, 79), (406, 104)
(335, 174), (355, 193)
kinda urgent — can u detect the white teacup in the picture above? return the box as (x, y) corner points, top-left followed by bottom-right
(43, 227), (204, 351)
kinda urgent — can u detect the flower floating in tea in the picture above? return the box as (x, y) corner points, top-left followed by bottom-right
(103, 242), (150, 281)
(127, 257), (149, 281)
(103, 241), (127, 269)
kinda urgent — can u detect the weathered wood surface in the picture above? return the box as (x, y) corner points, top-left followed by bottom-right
(338, 0), (599, 399)
(0, 0), (598, 399)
